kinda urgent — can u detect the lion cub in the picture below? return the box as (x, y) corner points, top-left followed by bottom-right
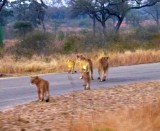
(82, 70), (91, 90)
(98, 57), (109, 82)
(66, 59), (77, 74)
(31, 76), (50, 102)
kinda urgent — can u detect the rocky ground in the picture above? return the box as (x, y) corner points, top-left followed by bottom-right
(0, 81), (160, 131)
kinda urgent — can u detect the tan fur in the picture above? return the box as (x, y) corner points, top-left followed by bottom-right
(31, 76), (50, 102)
(66, 59), (77, 74)
(98, 57), (109, 82)
(77, 55), (93, 80)
(82, 71), (90, 90)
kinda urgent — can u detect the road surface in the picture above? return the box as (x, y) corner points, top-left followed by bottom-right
(0, 63), (160, 110)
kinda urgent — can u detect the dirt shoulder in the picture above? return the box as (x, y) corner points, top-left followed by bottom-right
(0, 81), (160, 131)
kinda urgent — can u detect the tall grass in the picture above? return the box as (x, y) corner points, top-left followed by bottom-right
(71, 101), (160, 131)
(0, 49), (160, 75)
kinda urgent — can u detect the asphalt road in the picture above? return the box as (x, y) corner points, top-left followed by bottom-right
(0, 63), (160, 111)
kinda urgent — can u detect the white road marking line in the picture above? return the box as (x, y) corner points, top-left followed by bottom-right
(0, 72), (66, 80)
(0, 96), (36, 103)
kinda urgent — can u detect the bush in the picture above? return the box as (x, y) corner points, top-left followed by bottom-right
(133, 25), (159, 40)
(13, 31), (54, 58)
(63, 34), (83, 53)
(14, 21), (33, 37)
(58, 31), (65, 41)
(64, 41), (74, 53)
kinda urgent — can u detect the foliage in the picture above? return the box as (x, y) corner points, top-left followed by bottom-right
(13, 31), (54, 58)
(0, 0), (7, 12)
(58, 31), (65, 40)
(63, 41), (74, 53)
(11, 0), (47, 28)
(144, 2), (160, 30)
(70, 0), (160, 34)
(0, 8), (13, 26)
(133, 25), (159, 40)
(13, 21), (33, 37)
(63, 34), (82, 53)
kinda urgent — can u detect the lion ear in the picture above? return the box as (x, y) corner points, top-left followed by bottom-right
(35, 76), (39, 79)
(106, 57), (109, 59)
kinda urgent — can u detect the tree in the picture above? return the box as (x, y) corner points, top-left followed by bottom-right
(144, 3), (160, 31)
(0, 7), (13, 26)
(11, 0), (47, 32)
(70, 0), (97, 36)
(70, 0), (113, 45)
(104, 0), (160, 33)
(10, 0), (30, 21)
(28, 0), (48, 32)
(126, 10), (144, 27)
(70, 0), (160, 36)
(0, 0), (7, 12)
(0, 0), (8, 47)
(0, 23), (2, 47)
(14, 21), (33, 37)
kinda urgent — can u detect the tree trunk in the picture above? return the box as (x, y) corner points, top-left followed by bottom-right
(42, 21), (46, 32)
(115, 15), (125, 34)
(102, 22), (106, 47)
(156, 20), (160, 32)
(0, 24), (3, 48)
(0, 0), (7, 12)
(115, 18), (124, 34)
(93, 17), (96, 37)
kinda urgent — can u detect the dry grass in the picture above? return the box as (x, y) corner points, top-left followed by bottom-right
(71, 102), (160, 131)
(0, 49), (160, 75)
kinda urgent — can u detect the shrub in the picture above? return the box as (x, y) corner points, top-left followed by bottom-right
(63, 41), (74, 53)
(58, 31), (65, 41)
(133, 25), (159, 40)
(13, 21), (33, 37)
(13, 31), (54, 58)
(63, 34), (83, 53)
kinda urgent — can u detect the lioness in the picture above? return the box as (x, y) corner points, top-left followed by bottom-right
(31, 76), (50, 102)
(98, 56), (109, 82)
(66, 59), (77, 74)
(77, 55), (93, 80)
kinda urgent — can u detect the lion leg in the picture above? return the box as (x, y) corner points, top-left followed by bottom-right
(97, 68), (101, 80)
(71, 65), (75, 74)
(99, 69), (104, 82)
(68, 69), (71, 73)
(80, 69), (83, 79)
(90, 71), (94, 80)
(45, 90), (50, 102)
(38, 89), (41, 101)
(90, 66), (94, 80)
(86, 82), (90, 90)
(102, 69), (107, 81)
(83, 78), (87, 90)
(39, 89), (44, 101)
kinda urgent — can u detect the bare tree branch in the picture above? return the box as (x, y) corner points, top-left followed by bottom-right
(0, 0), (7, 12)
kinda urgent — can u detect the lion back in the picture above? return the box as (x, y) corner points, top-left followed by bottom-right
(99, 57), (109, 70)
